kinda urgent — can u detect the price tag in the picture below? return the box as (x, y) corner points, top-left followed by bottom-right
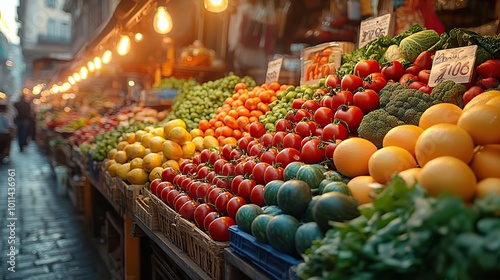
(265, 58), (283, 84)
(358, 13), (391, 48)
(428, 45), (477, 87)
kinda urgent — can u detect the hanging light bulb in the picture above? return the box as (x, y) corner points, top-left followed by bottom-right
(62, 82), (71, 91)
(117, 34), (131, 56)
(73, 72), (81, 82)
(68, 76), (75, 85)
(134, 32), (143, 42)
(94, 56), (102, 69)
(87, 61), (95, 72)
(204, 0), (228, 13)
(80, 66), (88, 79)
(153, 6), (173, 34)
(102, 50), (112, 64)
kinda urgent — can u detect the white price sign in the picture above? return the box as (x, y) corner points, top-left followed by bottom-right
(358, 13), (391, 48)
(265, 58), (283, 84)
(428, 45), (477, 87)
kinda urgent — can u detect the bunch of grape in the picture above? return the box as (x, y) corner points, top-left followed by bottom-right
(153, 77), (199, 91)
(166, 73), (256, 131)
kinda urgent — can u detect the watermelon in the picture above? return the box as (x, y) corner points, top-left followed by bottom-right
(283, 161), (304, 181)
(263, 180), (284, 206)
(312, 192), (360, 233)
(294, 222), (324, 255)
(266, 214), (300, 256)
(323, 170), (344, 182)
(302, 195), (321, 222)
(251, 214), (274, 243)
(263, 205), (283, 216)
(322, 181), (352, 196)
(296, 165), (324, 189)
(277, 180), (312, 218)
(235, 204), (264, 233)
(318, 179), (333, 194)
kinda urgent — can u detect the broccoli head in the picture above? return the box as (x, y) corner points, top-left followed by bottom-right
(430, 80), (467, 108)
(385, 88), (434, 125)
(358, 109), (404, 148)
(378, 82), (406, 108)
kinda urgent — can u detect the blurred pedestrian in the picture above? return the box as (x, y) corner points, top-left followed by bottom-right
(14, 95), (33, 152)
(0, 104), (15, 161)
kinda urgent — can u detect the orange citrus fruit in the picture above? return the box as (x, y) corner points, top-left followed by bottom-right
(114, 150), (128, 164)
(368, 146), (418, 184)
(469, 145), (500, 180)
(397, 167), (421, 187)
(419, 103), (463, 130)
(476, 178), (500, 199)
(419, 156), (477, 203)
(333, 137), (378, 178)
(383, 125), (423, 157)
(415, 123), (475, 167)
(463, 90), (500, 111)
(485, 95), (500, 109)
(457, 104), (500, 145)
(347, 175), (380, 205)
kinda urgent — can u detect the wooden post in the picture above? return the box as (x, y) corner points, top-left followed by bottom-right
(83, 177), (93, 226)
(124, 214), (141, 280)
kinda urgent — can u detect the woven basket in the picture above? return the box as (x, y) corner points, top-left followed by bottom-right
(177, 217), (228, 280)
(149, 194), (185, 250)
(118, 180), (142, 215)
(135, 189), (159, 231)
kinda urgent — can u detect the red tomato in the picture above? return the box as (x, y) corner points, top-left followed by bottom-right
(181, 163), (197, 175)
(272, 131), (287, 148)
(381, 60), (405, 81)
(195, 182), (210, 200)
(229, 149), (242, 161)
(199, 149), (211, 163)
(354, 59), (380, 78)
(260, 133), (274, 148)
(476, 59), (500, 79)
(333, 105), (364, 132)
(287, 108), (312, 123)
(179, 200), (199, 221)
(174, 193), (192, 212)
(363, 72), (387, 93)
(477, 77), (500, 90)
(213, 158), (227, 175)
(247, 142), (263, 157)
(275, 119), (292, 132)
(418, 85), (433, 94)
(250, 184), (266, 207)
(260, 148), (278, 165)
(226, 196), (247, 219)
(166, 189), (181, 207)
(252, 162), (270, 185)
(208, 216), (236, 242)
(301, 100), (320, 112)
(221, 162), (236, 176)
(322, 121), (349, 141)
(282, 133), (303, 150)
(399, 73), (419, 86)
(161, 167), (178, 183)
(405, 65), (421, 76)
(353, 88), (379, 114)
(230, 175), (246, 194)
(325, 74), (341, 88)
(341, 74), (364, 92)
(294, 121), (317, 139)
(275, 148), (302, 168)
(292, 99), (307, 110)
(203, 211), (221, 232)
(321, 90), (354, 111)
(160, 184), (174, 202)
(301, 139), (326, 164)
(249, 122), (266, 138)
(238, 179), (256, 202)
(149, 178), (162, 196)
(242, 159), (257, 177)
(237, 136), (253, 151)
(264, 165), (284, 183)
(205, 187), (224, 205)
(194, 203), (215, 229)
(463, 86), (484, 106)
(313, 107), (334, 128)
(413, 51), (433, 70)
(214, 192), (234, 214)
(179, 176), (192, 192)
(409, 81), (426, 90)
(208, 151), (221, 165)
(418, 69), (431, 85)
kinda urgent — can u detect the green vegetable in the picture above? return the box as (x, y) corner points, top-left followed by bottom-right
(378, 82), (403, 108)
(357, 109), (404, 148)
(392, 24), (425, 45)
(427, 32), (449, 53)
(399, 30), (440, 62)
(430, 80), (467, 108)
(441, 28), (496, 66)
(384, 87), (434, 126)
(380, 45), (403, 64)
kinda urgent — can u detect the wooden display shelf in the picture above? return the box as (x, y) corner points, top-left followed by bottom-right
(133, 216), (211, 280)
(224, 248), (273, 280)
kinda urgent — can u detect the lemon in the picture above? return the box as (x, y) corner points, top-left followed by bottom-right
(142, 153), (163, 172)
(149, 167), (164, 181)
(127, 168), (149, 185)
(114, 150), (128, 164)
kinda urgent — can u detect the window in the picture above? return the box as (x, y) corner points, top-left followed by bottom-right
(45, 0), (56, 8)
(47, 18), (56, 37)
(61, 21), (70, 38)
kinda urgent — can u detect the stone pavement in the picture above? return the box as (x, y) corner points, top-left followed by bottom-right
(0, 142), (111, 280)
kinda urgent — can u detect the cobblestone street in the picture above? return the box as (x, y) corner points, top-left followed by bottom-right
(0, 143), (111, 280)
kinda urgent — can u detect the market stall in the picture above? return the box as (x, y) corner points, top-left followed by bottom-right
(33, 0), (500, 279)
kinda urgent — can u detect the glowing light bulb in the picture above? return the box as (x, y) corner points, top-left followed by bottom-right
(134, 33), (143, 42)
(153, 6), (173, 34)
(94, 56), (102, 69)
(88, 61), (95, 72)
(117, 35), (131, 56)
(80, 66), (88, 79)
(204, 0), (228, 13)
(68, 76), (75, 85)
(102, 50), (112, 64)
(73, 72), (81, 82)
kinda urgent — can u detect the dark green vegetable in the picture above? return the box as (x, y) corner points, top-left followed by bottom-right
(427, 32), (449, 53)
(357, 109), (404, 148)
(384, 88), (434, 126)
(378, 82), (404, 108)
(429, 80), (467, 108)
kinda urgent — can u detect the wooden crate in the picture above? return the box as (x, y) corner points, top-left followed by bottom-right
(149, 194), (185, 250)
(68, 175), (86, 213)
(177, 217), (228, 280)
(117, 179), (142, 216)
(134, 189), (159, 231)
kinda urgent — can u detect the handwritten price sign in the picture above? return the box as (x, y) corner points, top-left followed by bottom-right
(265, 58), (283, 84)
(428, 45), (477, 87)
(358, 13), (391, 48)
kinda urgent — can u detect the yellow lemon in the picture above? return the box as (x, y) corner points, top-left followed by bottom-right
(169, 126), (192, 144)
(129, 158), (144, 170)
(142, 153), (163, 172)
(140, 133), (154, 148)
(128, 143), (146, 160)
(149, 136), (165, 153)
(203, 135), (219, 149)
(127, 168), (149, 185)
(149, 167), (164, 181)
(107, 148), (117, 160)
(182, 141), (196, 158)
(108, 162), (121, 176)
(162, 159), (180, 170)
(163, 140), (183, 161)
(117, 163), (131, 181)
(192, 136), (205, 151)
(116, 141), (129, 151)
(163, 119), (186, 137)
(114, 150), (128, 164)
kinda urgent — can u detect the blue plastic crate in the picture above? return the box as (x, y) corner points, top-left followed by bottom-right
(229, 226), (303, 280)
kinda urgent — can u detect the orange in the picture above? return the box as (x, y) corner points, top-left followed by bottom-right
(485, 95), (500, 109)
(463, 90), (500, 111)
(469, 145), (500, 180)
(116, 141), (129, 151)
(163, 119), (187, 137)
(162, 140), (183, 161)
(168, 126), (192, 144)
(476, 178), (500, 199)
(114, 150), (128, 164)
(149, 136), (166, 153)
(419, 103), (463, 130)
(457, 104), (500, 145)
(397, 167), (421, 187)
(190, 128), (204, 138)
(142, 153), (163, 172)
(333, 137), (378, 178)
(347, 175), (381, 205)
(415, 123), (475, 167)
(128, 143), (146, 159)
(419, 156), (477, 203)
(383, 125), (423, 157)
(368, 146), (418, 184)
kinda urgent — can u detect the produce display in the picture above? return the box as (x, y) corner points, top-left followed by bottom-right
(44, 24), (500, 280)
